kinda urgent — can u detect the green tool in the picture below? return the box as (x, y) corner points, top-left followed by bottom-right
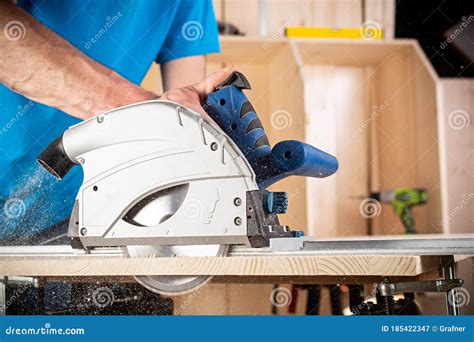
(369, 188), (428, 234)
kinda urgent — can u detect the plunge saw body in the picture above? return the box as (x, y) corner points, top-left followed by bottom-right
(37, 72), (338, 295)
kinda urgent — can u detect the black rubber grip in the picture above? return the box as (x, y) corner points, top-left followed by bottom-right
(252, 135), (270, 150)
(240, 101), (255, 118)
(246, 118), (264, 134)
(216, 71), (251, 90)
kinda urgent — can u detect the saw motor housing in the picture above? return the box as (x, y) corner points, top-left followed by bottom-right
(38, 101), (293, 250)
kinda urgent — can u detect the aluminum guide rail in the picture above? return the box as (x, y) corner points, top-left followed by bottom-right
(0, 236), (473, 257)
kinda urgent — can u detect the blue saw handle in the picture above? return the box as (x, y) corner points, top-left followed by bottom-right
(264, 140), (339, 189)
(204, 71), (338, 189)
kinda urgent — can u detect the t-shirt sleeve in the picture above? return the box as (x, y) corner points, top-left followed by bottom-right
(156, 0), (220, 63)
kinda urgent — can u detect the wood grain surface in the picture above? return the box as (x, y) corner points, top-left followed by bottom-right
(0, 254), (451, 277)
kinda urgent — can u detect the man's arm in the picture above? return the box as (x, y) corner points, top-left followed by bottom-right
(160, 55), (206, 91)
(0, 1), (155, 120)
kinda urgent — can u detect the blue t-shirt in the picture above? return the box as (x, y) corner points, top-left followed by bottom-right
(0, 0), (219, 241)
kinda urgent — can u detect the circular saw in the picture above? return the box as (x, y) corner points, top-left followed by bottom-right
(37, 72), (339, 295)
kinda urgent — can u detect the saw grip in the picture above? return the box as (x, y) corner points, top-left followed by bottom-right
(204, 71), (339, 190)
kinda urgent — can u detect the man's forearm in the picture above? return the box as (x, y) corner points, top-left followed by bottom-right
(0, 1), (156, 120)
(161, 55), (206, 91)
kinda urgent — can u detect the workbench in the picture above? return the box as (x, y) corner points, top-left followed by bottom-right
(0, 235), (473, 315)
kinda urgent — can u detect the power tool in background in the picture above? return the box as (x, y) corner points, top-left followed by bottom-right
(368, 188), (428, 234)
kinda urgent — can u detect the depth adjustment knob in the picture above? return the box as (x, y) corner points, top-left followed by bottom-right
(263, 191), (288, 214)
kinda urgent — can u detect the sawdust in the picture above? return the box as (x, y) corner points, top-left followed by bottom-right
(0, 164), (63, 243)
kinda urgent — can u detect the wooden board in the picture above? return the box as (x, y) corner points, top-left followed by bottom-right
(0, 254), (450, 278)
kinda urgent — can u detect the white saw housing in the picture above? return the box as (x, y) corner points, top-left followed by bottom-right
(60, 101), (259, 248)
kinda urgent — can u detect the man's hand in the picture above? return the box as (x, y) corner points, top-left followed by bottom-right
(160, 66), (234, 119)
